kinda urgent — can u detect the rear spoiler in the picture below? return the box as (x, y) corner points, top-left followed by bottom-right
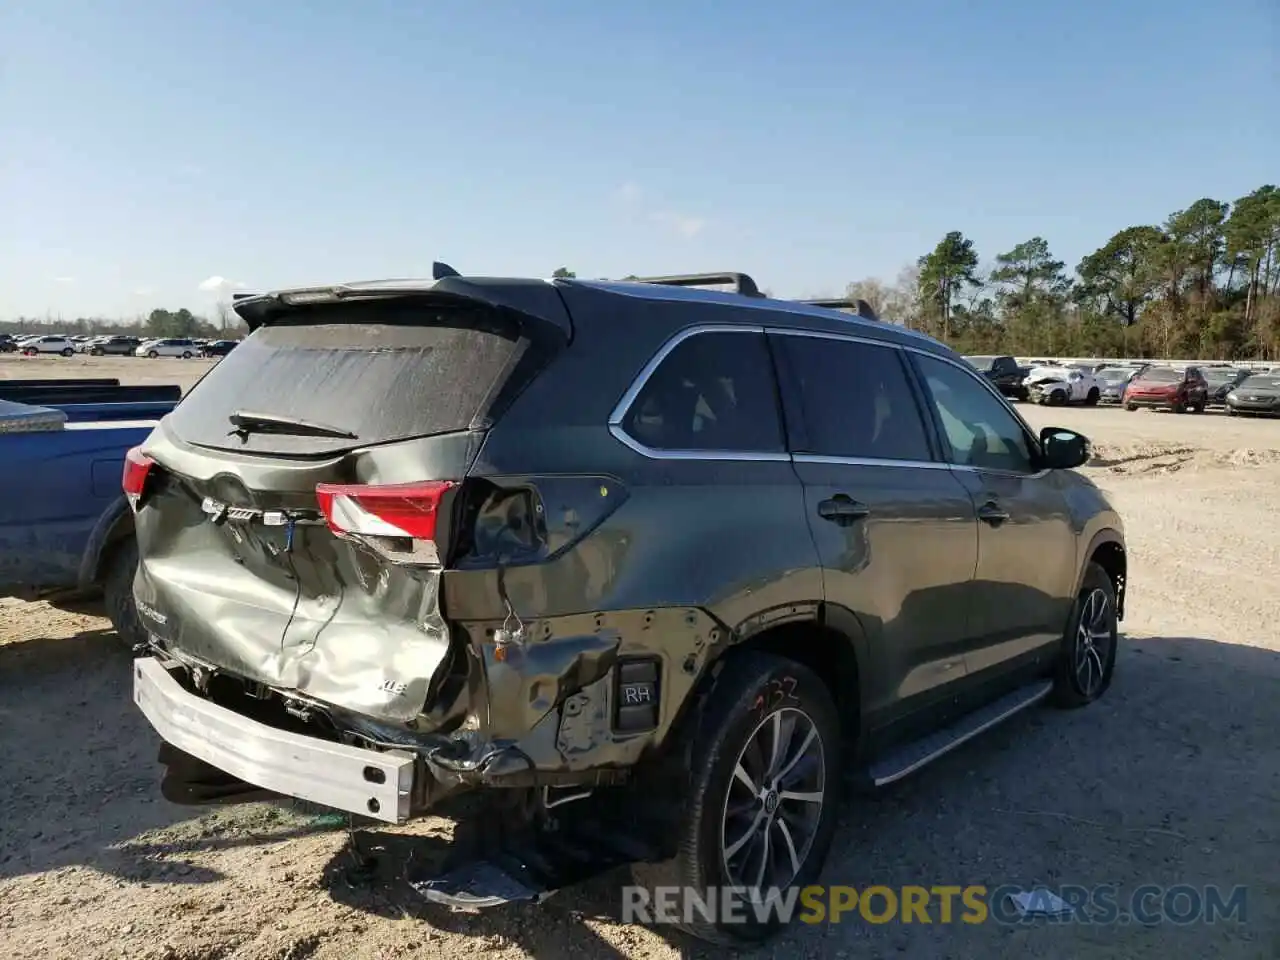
(231, 263), (573, 338)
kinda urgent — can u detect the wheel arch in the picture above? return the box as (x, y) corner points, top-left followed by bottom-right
(1079, 530), (1127, 620)
(685, 602), (868, 755)
(77, 496), (135, 590)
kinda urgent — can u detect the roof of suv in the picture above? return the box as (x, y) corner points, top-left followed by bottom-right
(231, 268), (948, 358)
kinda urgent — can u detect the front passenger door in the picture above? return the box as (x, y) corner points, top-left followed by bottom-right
(909, 352), (1077, 676)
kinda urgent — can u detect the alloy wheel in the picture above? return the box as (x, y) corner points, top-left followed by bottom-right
(1074, 587), (1113, 697)
(721, 707), (826, 894)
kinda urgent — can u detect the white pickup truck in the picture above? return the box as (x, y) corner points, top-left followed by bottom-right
(1023, 364), (1101, 406)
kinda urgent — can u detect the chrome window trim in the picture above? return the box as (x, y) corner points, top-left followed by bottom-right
(607, 324), (792, 462)
(606, 321), (1046, 475)
(792, 453), (952, 471)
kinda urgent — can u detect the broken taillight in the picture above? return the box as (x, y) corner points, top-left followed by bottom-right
(122, 445), (155, 509)
(315, 480), (457, 544)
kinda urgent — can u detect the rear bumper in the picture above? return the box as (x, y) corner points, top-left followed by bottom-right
(133, 657), (416, 823)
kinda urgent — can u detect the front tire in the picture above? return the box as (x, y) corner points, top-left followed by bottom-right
(631, 652), (841, 945)
(181, 350), (191, 359)
(103, 537), (147, 650)
(148, 350), (159, 358)
(1052, 562), (1118, 708)
(1085, 388), (1100, 406)
(61, 347), (74, 357)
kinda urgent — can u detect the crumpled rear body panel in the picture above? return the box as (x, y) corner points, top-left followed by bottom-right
(133, 424), (475, 726)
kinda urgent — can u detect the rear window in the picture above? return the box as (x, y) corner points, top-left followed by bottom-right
(169, 300), (539, 455)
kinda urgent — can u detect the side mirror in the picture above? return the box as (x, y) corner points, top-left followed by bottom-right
(1040, 427), (1090, 469)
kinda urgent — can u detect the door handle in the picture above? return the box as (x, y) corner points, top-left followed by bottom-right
(977, 501), (1010, 526)
(817, 496), (870, 525)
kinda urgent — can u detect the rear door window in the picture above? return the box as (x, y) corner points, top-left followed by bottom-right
(618, 331), (784, 453)
(169, 299), (546, 456)
(779, 335), (933, 462)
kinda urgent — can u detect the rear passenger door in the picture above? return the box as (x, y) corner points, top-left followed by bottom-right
(907, 352), (1077, 675)
(771, 331), (980, 723)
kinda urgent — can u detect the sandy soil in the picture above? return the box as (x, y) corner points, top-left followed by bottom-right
(2, 356), (1278, 959)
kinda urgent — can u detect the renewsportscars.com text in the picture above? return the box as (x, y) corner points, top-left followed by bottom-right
(621, 884), (1249, 927)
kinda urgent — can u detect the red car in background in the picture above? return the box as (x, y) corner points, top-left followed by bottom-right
(1123, 365), (1209, 413)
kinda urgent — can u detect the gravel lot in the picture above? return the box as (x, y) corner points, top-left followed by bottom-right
(2, 355), (1277, 959)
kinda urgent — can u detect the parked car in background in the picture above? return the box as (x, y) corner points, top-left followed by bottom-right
(90, 336), (143, 356)
(136, 338), (198, 358)
(1123, 365), (1209, 413)
(21, 335), (77, 357)
(1024, 364), (1101, 406)
(1224, 373), (1280, 417)
(1204, 368), (1251, 407)
(962, 355), (1027, 399)
(1095, 366), (1139, 404)
(0, 334), (15, 353)
(200, 339), (239, 358)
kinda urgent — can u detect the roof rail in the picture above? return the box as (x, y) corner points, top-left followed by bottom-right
(631, 272), (764, 298)
(797, 297), (881, 321)
(231, 293), (256, 301)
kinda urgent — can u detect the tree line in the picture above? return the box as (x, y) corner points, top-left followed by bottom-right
(851, 183), (1280, 360)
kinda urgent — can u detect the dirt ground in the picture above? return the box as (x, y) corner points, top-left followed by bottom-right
(2, 354), (1277, 959)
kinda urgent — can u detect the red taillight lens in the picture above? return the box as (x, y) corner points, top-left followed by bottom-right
(122, 446), (154, 505)
(315, 481), (457, 540)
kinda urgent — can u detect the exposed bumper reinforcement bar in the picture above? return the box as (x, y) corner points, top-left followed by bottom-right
(132, 657), (416, 824)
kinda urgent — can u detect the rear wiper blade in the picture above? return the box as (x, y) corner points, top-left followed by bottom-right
(228, 410), (358, 440)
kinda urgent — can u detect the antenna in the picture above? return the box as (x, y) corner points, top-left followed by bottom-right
(432, 261), (461, 280)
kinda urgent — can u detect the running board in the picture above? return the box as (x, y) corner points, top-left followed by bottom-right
(868, 680), (1053, 787)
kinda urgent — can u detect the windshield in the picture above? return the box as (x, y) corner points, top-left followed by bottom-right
(1097, 369), (1131, 383)
(169, 299), (541, 455)
(1137, 367), (1181, 383)
(1238, 376), (1280, 390)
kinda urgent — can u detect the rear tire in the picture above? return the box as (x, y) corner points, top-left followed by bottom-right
(181, 351), (191, 359)
(1124, 402), (1137, 411)
(1085, 388), (1100, 406)
(103, 537), (147, 650)
(1191, 401), (1205, 414)
(630, 652), (841, 945)
(1052, 562), (1118, 709)
(61, 347), (74, 357)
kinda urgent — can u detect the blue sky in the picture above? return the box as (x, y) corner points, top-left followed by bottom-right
(2, 0), (1276, 319)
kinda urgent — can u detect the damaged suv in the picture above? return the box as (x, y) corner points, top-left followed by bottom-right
(128, 268), (1127, 944)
